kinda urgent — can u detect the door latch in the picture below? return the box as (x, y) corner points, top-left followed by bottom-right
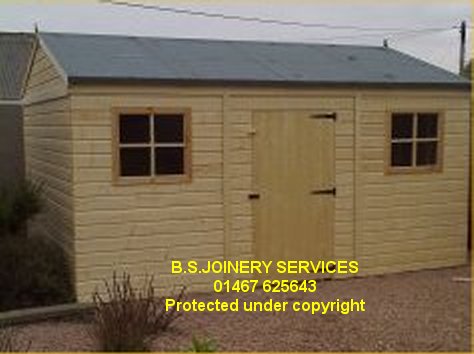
(310, 187), (336, 196)
(311, 112), (337, 121)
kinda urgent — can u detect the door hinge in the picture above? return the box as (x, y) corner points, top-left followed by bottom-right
(311, 112), (337, 121)
(310, 187), (336, 196)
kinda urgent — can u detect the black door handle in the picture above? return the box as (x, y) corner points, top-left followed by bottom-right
(248, 193), (260, 200)
(310, 112), (337, 121)
(310, 187), (336, 196)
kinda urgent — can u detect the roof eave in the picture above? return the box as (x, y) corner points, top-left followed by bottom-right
(67, 76), (471, 90)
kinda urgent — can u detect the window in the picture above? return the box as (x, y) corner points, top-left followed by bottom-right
(388, 112), (442, 173)
(114, 108), (191, 183)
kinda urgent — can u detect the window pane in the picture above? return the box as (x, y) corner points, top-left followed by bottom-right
(392, 113), (414, 139)
(155, 147), (184, 175)
(417, 113), (438, 138)
(120, 147), (151, 176)
(416, 141), (437, 166)
(154, 114), (184, 143)
(391, 142), (412, 166)
(119, 114), (150, 143)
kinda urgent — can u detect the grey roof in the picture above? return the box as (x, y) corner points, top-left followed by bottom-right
(0, 33), (35, 100)
(39, 32), (469, 88)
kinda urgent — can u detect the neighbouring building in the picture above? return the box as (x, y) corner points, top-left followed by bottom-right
(0, 32), (34, 187)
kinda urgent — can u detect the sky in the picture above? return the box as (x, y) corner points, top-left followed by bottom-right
(0, 0), (471, 73)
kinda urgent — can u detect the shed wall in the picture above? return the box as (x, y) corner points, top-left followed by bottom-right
(24, 44), (67, 104)
(355, 94), (470, 274)
(66, 85), (469, 300)
(70, 93), (225, 300)
(69, 87), (357, 299)
(23, 45), (73, 255)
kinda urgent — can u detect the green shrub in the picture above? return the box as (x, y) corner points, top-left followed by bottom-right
(0, 326), (30, 352)
(89, 273), (184, 352)
(186, 335), (217, 352)
(0, 180), (42, 238)
(0, 237), (74, 312)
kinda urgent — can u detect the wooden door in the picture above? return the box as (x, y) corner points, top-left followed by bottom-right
(252, 110), (335, 271)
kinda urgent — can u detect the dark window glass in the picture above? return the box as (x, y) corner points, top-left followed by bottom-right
(392, 113), (414, 139)
(417, 113), (438, 138)
(391, 142), (412, 166)
(120, 147), (150, 176)
(155, 147), (184, 175)
(154, 114), (184, 143)
(119, 114), (150, 143)
(416, 141), (437, 166)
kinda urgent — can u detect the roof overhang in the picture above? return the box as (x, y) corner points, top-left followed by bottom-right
(68, 76), (471, 91)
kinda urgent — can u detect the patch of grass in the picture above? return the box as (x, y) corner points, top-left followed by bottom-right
(89, 273), (185, 352)
(186, 335), (217, 352)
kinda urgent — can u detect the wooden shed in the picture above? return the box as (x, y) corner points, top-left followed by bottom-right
(23, 32), (470, 301)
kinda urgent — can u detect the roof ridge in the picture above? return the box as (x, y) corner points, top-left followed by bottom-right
(39, 30), (385, 49)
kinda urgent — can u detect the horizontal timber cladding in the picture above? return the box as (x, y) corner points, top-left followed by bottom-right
(71, 93), (226, 300)
(24, 45), (68, 105)
(355, 95), (469, 275)
(23, 43), (73, 262)
(24, 97), (74, 255)
(70, 90), (357, 299)
(20, 78), (461, 300)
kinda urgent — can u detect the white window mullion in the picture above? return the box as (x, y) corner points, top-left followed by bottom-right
(416, 138), (439, 143)
(155, 143), (185, 148)
(119, 143), (152, 148)
(392, 138), (415, 143)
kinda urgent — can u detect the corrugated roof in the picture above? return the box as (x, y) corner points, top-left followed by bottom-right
(39, 32), (469, 88)
(0, 33), (35, 100)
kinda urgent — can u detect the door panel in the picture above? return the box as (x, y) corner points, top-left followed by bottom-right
(252, 110), (335, 272)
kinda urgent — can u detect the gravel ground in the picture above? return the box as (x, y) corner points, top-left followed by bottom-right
(10, 265), (471, 352)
